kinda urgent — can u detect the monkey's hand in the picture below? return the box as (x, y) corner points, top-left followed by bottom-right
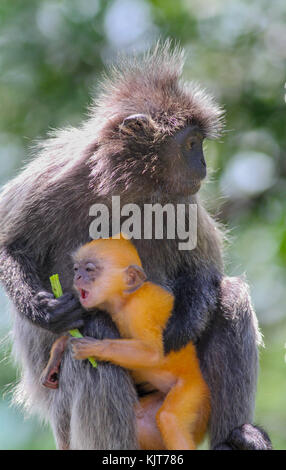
(33, 291), (85, 334)
(71, 337), (103, 360)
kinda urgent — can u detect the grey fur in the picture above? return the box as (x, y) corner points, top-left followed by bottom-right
(197, 277), (262, 448)
(0, 42), (267, 449)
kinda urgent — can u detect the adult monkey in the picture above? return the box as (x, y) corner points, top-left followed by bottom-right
(0, 43), (271, 450)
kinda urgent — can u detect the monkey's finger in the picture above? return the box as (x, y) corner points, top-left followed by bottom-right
(48, 297), (83, 317)
(79, 336), (97, 343)
(70, 338), (88, 347)
(37, 297), (56, 308)
(70, 342), (89, 360)
(35, 293), (76, 312)
(70, 338), (103, 360)
(34, 291), (54, 302)
(50, 292), (76, 308)
(70, 338), (92, 349)
(70, 337), (99, 347)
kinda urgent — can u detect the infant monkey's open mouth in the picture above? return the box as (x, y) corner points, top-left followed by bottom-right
(80, 288), (89, 300)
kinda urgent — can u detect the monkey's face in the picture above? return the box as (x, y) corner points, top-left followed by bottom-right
(159, 124), (206, 196)
(94, 114), (208, 199)
(73, 238), (145, 311)
(120, 117), (207, 197)
(73, 256), (126, 310)
(73, 259), (104, 309)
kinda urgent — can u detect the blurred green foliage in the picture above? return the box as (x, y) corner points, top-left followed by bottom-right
(0, 0), (285, 450)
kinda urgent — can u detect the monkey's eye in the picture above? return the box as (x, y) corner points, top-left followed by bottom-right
(86, 263), (96, 272)
(74, 264), (79, 272)
(184, 137), (194, 151)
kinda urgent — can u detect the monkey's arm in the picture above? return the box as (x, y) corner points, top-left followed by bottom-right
(198, 277), (272, 450)
(163, 266), (220, 353)
(71, 337), (161, 369)
(0, 243), (85, 333)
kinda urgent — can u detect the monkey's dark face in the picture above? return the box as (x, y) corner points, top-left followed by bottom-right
(96, 114), (208, 199)
(160, 124), (206, 196)
(122, 117), (207, 198)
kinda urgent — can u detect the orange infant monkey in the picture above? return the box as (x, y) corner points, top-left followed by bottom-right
(42, 235), (210, 450)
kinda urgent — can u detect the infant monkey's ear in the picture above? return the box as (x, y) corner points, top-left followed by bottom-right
(124, 265), (147, 294)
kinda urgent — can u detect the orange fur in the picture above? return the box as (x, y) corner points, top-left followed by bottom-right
(71, 235), (210, 450)
(43, 234), (210, 449)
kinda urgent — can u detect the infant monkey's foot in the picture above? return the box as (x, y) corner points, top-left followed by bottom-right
(40, 335), (69, 389)
(41, 366), (60, 389)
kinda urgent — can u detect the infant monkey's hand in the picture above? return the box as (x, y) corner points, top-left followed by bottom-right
(71, 337), (102, 360)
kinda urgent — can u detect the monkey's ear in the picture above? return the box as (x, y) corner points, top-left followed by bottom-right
(123, 265), (147, 294)
(120, 114), (150, 134)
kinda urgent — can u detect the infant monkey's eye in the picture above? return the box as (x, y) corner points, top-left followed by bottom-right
(86, 263), (96, 272)
(74, 264), (79, 272)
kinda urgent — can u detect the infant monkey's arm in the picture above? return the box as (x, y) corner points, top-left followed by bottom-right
(71, 337), (161, 369)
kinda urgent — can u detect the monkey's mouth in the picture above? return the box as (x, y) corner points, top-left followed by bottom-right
(80, 289), (89, 300)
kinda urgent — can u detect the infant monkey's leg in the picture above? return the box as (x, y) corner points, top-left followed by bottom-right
(156, 380), (210, 450)
(41, 335), (69, 389)
(135, 391), (166, 450)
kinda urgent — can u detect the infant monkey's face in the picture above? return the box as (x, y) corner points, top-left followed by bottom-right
(73, 252), (125, 310)
(72, 237), (146, 311)
(73, 259), (102, 309)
